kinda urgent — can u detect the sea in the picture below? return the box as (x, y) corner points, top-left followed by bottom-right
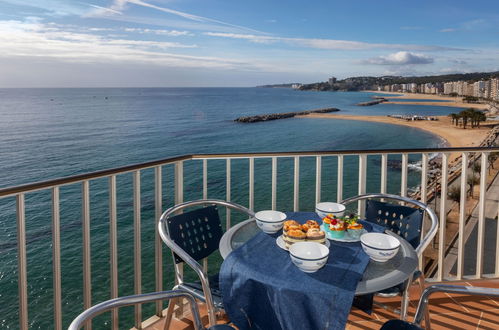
(0, 88), (463, 329)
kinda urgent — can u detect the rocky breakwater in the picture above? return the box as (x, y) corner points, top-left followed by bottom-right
(356, 98), (387, 106)
(234, 107), (339, 123)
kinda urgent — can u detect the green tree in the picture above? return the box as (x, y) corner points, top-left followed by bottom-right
(448, 186), (462, 206)
(489, 152), (499, 171)
(467, 175), (480, 197)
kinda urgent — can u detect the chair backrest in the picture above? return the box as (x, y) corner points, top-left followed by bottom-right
(341, 193), (438, 256)
(365, 200), (424, 249)
(167, 205), (223, 264)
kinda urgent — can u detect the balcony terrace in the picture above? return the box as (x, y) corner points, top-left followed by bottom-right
(1, 146), (499, 329)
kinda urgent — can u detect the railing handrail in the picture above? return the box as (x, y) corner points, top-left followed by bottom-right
(2, 146), (499, 198)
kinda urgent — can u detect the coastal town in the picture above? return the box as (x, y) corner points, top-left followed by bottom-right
(377, 77), (499, 101)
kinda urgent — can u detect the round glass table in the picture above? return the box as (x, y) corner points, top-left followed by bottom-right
(219, 219), (418, 295)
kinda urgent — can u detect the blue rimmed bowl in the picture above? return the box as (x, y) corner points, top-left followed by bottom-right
(255, 210), (287, 234)
(360, 233), (400, 262)
(289, 241), (329, 273)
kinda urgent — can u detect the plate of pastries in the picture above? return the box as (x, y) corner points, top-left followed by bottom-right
(320, 213), (367, 242)
(277, 219), (330, 250)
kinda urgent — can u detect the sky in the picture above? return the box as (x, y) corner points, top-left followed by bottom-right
(0, 0), (498, 87)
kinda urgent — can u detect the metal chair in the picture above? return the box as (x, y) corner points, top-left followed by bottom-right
(158, 199), (254, 328)
(341, 193), (438, 321)
(380, 284), (499, 329)
(68, 289), (235, 330)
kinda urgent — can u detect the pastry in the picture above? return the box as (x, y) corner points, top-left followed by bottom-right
(329, 218), (346, 238)
(283, 220), (300, 234)
(306, 228), (326, 244)
(283, 228), (306, 248)
(301, 220), (320, 232)
(346, 215), (363, 239)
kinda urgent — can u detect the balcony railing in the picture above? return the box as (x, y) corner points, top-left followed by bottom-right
(1, 146), (499, 329)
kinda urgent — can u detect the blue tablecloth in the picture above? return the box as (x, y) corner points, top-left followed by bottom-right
(219, 212), (384, 330)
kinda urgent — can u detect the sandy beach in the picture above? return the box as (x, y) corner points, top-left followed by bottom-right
(300, 113), (497, 149)
(367, 91), (489, 110)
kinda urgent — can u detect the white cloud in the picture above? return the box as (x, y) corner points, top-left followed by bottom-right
(87, 0), (262, 34)
(124, 27), (193, 36)
(204, 32), (462, 52)
(439, 28), (456, 33)
(0, 20), (249, 70)
(365, 51), (434, 65)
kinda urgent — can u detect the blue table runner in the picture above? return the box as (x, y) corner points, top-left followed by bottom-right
(219, 212), (384, 330)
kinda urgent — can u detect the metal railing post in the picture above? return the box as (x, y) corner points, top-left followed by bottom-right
(457, 152), (468, 280)
(358, 154), (367, 218)
(401, 153), (408, 197)
(226, 159), (231, 229)
(476, 152), (489, 278)
(109, 176), (119, 328)
(154, 168), (163, 317)
(337, 155), (343, 203)
(272, 157), (277, 210)
(437, 153), (449, 281)
(82, 181), (92, 330)
(51, 187), (62, 330)
(133, 171), (142, 328)
(17, 193), (28, 330)
(315, 156), (322, 205)
(293, 157), (300, 211)
(249, 158), (254, 211)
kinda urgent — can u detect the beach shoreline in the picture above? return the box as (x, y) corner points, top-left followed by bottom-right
(364, 90), (489, 110)
(299, 113), (498, 150)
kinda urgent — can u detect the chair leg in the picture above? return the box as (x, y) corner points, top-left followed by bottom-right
(400, 273), (414, 321)
(163, 297), (178, 330)
(418, 275), (431, 329)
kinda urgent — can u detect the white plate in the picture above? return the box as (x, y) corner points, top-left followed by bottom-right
(320, 224), (367, 242)
(276, 235), (330, 250)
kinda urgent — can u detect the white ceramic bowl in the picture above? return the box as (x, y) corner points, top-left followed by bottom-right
(360, 233), (400, 262)
(254, 210), (287, 234)
(289, 241), (329, 273)
(315, 202), (346, 219)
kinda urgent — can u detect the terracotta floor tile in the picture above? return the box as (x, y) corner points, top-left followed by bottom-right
(347, 308), (378, 322)
(478, 320), (499, 330)
(428, 311), (482, 329)
(347, 319), (385, 330)
(479, 309), (499, 324)
(447, 295), (498, 313)
(426, 296), (470, 315)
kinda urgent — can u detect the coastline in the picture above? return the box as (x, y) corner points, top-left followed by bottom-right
(299, 113), (498, 150)
(365, 90), (489, 110)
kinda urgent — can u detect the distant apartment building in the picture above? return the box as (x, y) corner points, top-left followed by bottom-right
(380, 77), (498, 99)
(291, 84), (302, 89)
(328, 77), (337, 85)
(491, 78), (499, 100)
(474, 81), (485, 98)
(444, 82), (456, 95)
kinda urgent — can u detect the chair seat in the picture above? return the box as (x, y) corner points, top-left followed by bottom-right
(181, 273), (224, 308)
(376, 270), (422, 297)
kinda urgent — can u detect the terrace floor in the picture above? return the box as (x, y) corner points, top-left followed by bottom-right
(143, 279), (499, 330)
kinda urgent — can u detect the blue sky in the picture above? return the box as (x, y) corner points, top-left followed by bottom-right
(0, 0), (498, 87)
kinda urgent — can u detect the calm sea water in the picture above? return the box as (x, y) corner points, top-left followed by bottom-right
(0, 88), (462, 328)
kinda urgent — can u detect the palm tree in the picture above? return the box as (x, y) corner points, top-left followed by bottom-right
(475, 111), (486, 127)
(459, 109), (470, 128)
(448, 113), (459, 126)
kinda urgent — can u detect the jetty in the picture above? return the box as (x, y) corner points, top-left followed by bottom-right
(356, 98), (387, 106)
(234, 107), (339, 123)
